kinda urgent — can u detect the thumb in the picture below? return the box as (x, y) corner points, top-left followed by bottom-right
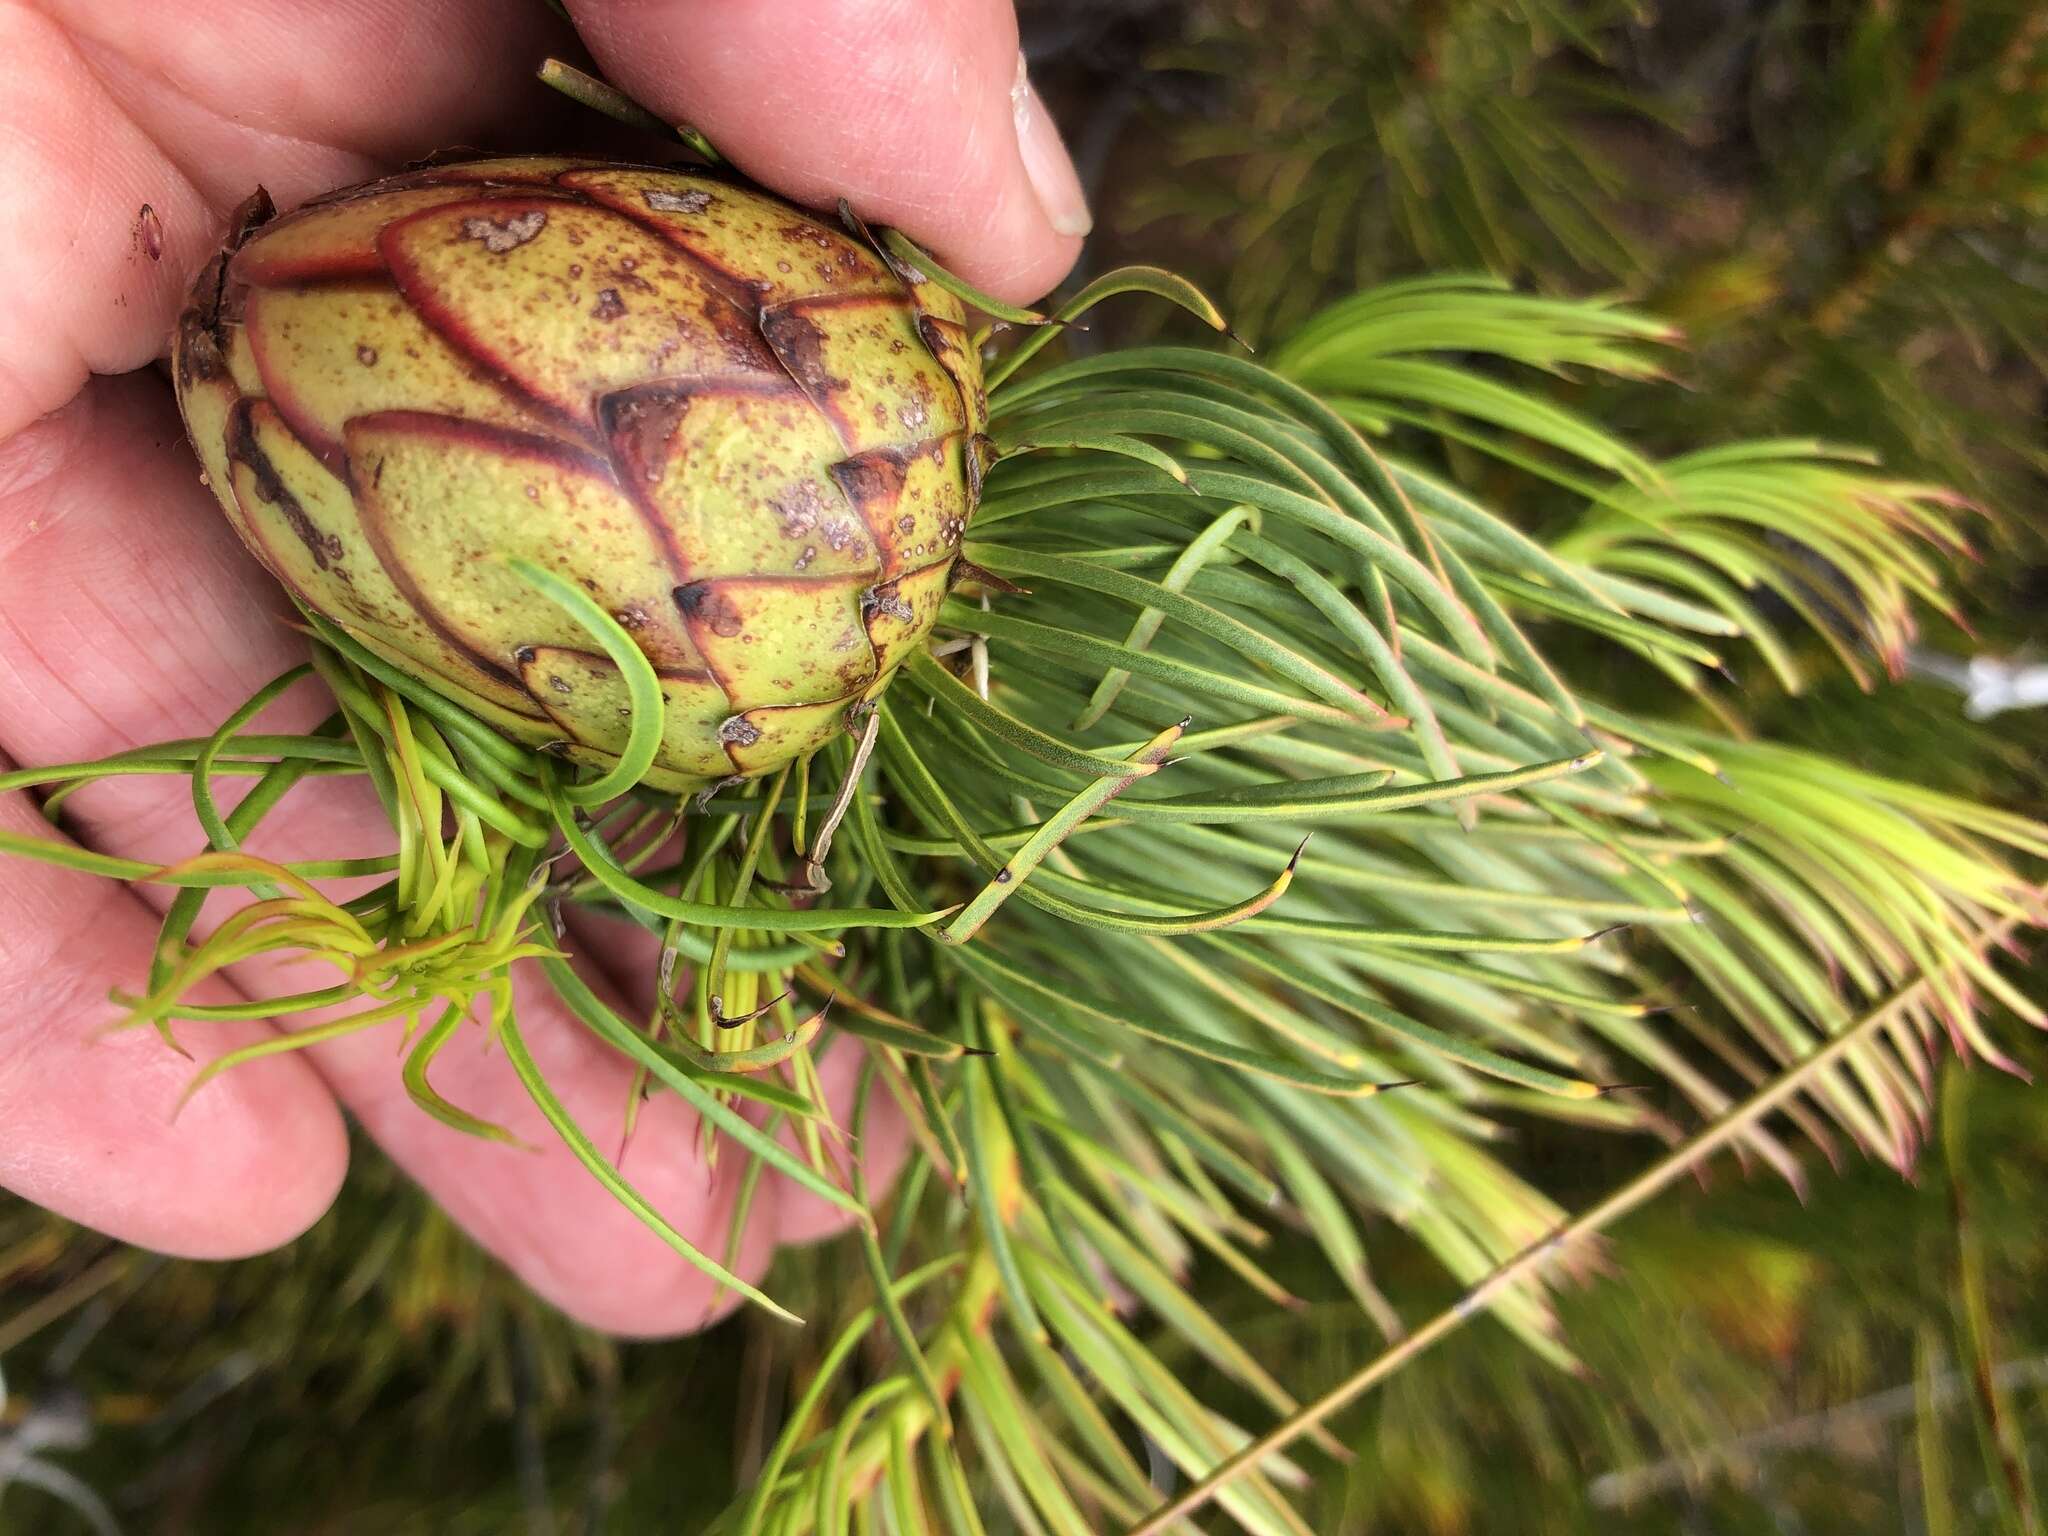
(565, 0), (1087, 305)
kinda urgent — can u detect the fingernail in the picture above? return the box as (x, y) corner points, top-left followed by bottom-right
(1011, 54), (1092, 239)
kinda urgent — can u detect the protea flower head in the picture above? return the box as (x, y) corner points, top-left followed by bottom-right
(5, 59), (2036, 1535)
(173, 156), (990, 791)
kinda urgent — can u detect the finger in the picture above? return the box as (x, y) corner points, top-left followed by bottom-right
(314, 960), (787, 1336)
(0, 376), (350, 1254)
(0, 378), (823, 1332)
(567, 0), (1089, 304)
(0, 786), (347, 1257)
(564, 907), (912, 1247)
(0, 0), (571, 437)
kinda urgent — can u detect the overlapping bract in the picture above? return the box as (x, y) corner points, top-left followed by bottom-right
(172, 157), (988, 789)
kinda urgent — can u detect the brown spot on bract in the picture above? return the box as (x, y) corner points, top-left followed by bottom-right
(601, 386), (690, 484)
(760, 309), (843, 395)
(604, 256), (656, 296)
(828, 448), (909, 516)
(718, 716), (762, 746)
(819, 518), (866, 560)
(591, 287), (625, 320)
(675, 581), (746, 638)
(461, 210), (547, 252)
(356, 344), (378, 366)
(770, 480), (823, 538)
(700, 298), (771, 369)
(778, 221), (834, 250)
(645, 187), (713, 214)
(226, 401), (343, 570)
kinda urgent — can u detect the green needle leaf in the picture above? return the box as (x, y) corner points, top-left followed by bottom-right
(505, 557), (664, 806)
(943, 719), (1186, 944)
(495, 999), (803, 1326)
(541, 956), (862, 1217)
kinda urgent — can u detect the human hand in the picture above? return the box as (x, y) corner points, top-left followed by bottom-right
(0, 0), (1086, 1333)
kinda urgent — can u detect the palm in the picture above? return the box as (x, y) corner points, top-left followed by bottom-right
(0, 0), (1079, 1332)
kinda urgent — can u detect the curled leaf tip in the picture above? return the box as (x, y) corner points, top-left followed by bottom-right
(946, 559), (1030, 597)
(711, 989), (789, 1030)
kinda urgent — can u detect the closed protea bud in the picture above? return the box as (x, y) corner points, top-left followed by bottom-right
(173, 157), (990, 791)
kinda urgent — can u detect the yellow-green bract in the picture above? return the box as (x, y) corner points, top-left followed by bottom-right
(173, 156), (990, 791)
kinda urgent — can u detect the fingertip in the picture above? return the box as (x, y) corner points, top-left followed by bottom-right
(165, 1054), (352, 1257)
(1012, 55), (1092, 241)
(4, 1013), (349, 1264)
(567, 0), (1085, 305)
(0, 799), (351, 1259)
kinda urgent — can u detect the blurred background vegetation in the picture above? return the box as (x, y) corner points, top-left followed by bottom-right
(4, 2), (2043, 1530)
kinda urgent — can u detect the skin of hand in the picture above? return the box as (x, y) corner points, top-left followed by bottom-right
(0, 0), (1086, 1335)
